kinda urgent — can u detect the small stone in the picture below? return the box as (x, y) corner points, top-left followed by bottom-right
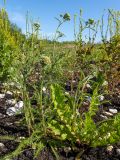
(86, 83), (91, 88)
(109, 109), (118, 114)
(102, 81), (108, 86)
(65, 92), (69, 95)
(15, 91), (21, 95)
(5, 91), (13, 99)
(6, 99), (16, 106)
(0, 143), (5, 149)
(6, 107), (17, 116)
(6, 105), (22, 116)
(14, 101), (24, 109)
(6, 91), (13, 95)
(99, 95), (104, 101)
(116, 148), (120, 155)
(18, 137), (26, 142)
(19, 136), (25, 140)
(42, 87), (46, 92)
(83, 101), (89, 106)
(72, 80), (76, 83)
(107, 145), (113, 152)
(103, 111), (113, 116)
(100, 114), (108, 120)
(0, 93), (5, 99)
(64, 147), (71, 152)
(0, 143), (7, 153)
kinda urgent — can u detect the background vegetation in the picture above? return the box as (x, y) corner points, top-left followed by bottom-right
(0, 6), (120, 160)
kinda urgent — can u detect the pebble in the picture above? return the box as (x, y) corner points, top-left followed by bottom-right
(15, 91), (21, 95)
(6, 101), (24, 116)
(0, 143), (5, 149)
(6, 91), (13, 95)
(107, 145), (113, 152)
(6, 99), (16, 105)
(6, 103), (23, 116)
(102, 80), (108, 86)
(42, 87), (46, 92)
(64, 147), (71, 152)
(6, 107), (18, 116)
(86, 83), (91, 88)
(116, 148), (120, 155)
(103, 111), (113, 116)
(100, 114), (108, 120)
(65, 92), (69, 95)
(99, 95), (104, 101)
(83, 101), (89, 106)
(5, 91), (13, 99)
(109, 109), (118, 114)
(0, 93), (5, 99)
(0, 143), (7, 153)
(72, 80), (76, 84)
(19, 137), (25, 140)
(14, 101), (24, 109)
(18, 137), (26, 142)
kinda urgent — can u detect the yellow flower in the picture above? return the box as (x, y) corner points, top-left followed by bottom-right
(41, 56), (51, 65)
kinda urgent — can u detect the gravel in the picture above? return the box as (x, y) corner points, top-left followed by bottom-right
(109, 109), (118, 114)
